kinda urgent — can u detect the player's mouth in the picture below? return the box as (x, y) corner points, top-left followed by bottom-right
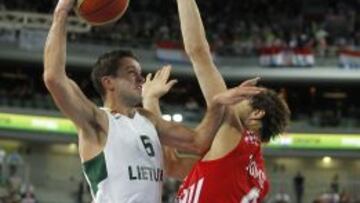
(135, 84), (142, 91)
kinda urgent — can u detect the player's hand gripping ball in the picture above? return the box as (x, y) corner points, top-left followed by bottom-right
(75, 0), (129, 25)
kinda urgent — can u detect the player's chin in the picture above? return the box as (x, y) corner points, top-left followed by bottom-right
(133, 86), (142, 94)
(133, 94), (143, 106)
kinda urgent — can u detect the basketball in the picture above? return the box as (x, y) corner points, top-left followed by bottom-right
(75, 0), (129, 25)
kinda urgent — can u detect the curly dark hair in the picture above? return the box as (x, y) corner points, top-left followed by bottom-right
(250, 89), (290, 142)
(91, 50), (138, 98)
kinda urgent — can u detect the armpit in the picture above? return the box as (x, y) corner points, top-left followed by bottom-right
(88, 108), (107, 144)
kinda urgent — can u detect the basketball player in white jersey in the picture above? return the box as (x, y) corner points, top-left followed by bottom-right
(43, 0), (265, 202)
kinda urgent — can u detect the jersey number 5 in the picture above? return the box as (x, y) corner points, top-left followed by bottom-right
(140, 135), (155, 157)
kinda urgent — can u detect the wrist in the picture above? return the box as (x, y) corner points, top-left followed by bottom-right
(143, 96), (160, 103)
(208, 96), (226, 115)
(211, 95), (222, 107)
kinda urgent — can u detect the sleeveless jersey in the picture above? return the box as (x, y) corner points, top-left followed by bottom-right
(82, 109), (164, 203)
(177, 130), (269, 203)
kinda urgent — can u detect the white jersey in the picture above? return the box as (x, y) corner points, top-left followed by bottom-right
(82, 108), (164, 203)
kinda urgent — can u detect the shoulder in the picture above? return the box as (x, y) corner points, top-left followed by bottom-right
(77, 107), (108, 133)
(137, 108), (158, 125)
(92, 108), (109, 130)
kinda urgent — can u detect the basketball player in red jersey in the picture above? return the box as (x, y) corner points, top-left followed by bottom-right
(144, 0), (290, 202)
(175, 0), (291, 201)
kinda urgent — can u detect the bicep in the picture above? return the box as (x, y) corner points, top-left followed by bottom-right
(45, 77), (100, 127)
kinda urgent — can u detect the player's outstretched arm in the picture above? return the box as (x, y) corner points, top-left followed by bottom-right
(176, 0), (227, 106)
(141, 67), (263, 178)
(43, 0), (106, 132)
(142, 66), (198, 179)
(141, 83), (264, 155)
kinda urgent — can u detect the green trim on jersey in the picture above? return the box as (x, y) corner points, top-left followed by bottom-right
(83, 152), (108, 195)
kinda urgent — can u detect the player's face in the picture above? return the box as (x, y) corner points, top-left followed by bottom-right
(114, 57), (144, 105)
(233, 97), (266, 131)
(233, 99), (254, 126)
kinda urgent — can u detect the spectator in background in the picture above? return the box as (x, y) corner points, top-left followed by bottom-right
(7, 165), (22, 196)
(330, 174), (340, 194)
(0, 149), (6, 185)
(320, 192), (340, 203)
(293, 171), (305, 203)
(314, 24), (328, 57)
(2, 0), (360, 56)
(20, 191), (36, 203)
(339, 190), (351, 203)
(77, 177), (91, 203)
(20, 183), (35, 202)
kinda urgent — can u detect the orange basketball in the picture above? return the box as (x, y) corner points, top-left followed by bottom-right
(76, 0), (129, 25)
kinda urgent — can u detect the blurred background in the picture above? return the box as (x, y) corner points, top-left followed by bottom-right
(0, 0), (359, 202)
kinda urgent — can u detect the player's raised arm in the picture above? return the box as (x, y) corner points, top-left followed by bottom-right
(43, 0), (106, 131)
(142, 66), (198, 179)
(141, 82), (263, 155)
(176, 0), (227, 106)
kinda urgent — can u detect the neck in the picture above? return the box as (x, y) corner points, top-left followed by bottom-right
(104, 98), (136, 118)
(225, 111), (261, 135)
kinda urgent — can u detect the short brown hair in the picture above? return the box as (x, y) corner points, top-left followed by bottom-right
(250, 89), (290, 142)
(91, 50), (138, 98)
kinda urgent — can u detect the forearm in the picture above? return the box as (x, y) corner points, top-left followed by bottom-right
(176, 0), (209, 56)
(143, 98), (199, 179)
(176, 0), (227, 106)
(43, 10), (68, 81)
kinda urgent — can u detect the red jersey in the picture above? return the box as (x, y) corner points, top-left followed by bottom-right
(177, 130), (269, 203)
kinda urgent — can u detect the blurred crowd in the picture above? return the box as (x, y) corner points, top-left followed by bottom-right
(2, 65), (360, 129)
(0, 67), (203, 115)
(0, 0), (360, 56)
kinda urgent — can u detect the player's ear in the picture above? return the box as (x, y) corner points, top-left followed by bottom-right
(101, 76), (116, 92)
(250, 109), (265, 120)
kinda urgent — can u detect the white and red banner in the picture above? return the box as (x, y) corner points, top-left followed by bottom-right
(156, 41), (190, 63)
(156, 41), (216, 63)
(259, 47), (315, 67)
(339, 49), (360, 68)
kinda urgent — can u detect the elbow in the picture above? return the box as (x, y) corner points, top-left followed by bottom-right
(43, 72), (55, 87)
(196, 145), (209, 156)
(191, 140), (209, 155)
(183, 137), (206, 155)
(43, 72), (61, 90)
